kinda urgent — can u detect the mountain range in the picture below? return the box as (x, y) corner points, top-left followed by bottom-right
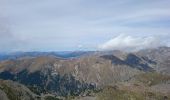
(0, 47), (170, 100)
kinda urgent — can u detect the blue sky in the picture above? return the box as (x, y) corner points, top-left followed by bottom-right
(0, 0), (170, 52)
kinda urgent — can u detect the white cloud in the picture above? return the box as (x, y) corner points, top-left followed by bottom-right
(78, 45), (83, 48)
(98, 34), (162, 51)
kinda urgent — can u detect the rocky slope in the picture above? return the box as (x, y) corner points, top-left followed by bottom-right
(137, 46), (170, 75)
(0, 79), (40, 100)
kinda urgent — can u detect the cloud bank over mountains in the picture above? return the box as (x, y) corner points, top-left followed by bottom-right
(99, 34), (162, 51)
